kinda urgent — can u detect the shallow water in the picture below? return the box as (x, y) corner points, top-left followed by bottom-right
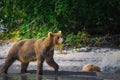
(0, 74), (102, 80)
(0, 72), (120, 80)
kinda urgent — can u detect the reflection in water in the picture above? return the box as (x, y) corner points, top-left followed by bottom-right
(3, 70), (120, 80)
(2, 71), (120, 80)
(21, 75), (27, 80)
(0, 73), (103, 80)
(1, 74), (59, 80)
(2, 75), (9, 80)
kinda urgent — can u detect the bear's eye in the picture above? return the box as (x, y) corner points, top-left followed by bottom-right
(56, 36), (60, 39)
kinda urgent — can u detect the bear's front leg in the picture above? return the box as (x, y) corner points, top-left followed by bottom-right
(46, 57), (59, 75)
(21, 62), (29, 74)
(37, 58), (44, 75)
(46, 50), (59, 75)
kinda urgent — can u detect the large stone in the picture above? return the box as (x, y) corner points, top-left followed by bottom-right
(101, 52), (120, 73)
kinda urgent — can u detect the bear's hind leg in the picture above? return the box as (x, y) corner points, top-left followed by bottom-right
(21, 62), (29, 74)
(1, 57), (16, 74)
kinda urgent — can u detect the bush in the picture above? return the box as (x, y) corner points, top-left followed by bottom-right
(65, 28), (90, 48)
(0, 0), (120, 47)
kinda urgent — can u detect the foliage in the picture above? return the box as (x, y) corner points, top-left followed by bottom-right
(0, 0), (120, 47)
(65, 28), (90, 47)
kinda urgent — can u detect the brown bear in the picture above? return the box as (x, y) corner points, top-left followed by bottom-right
(82, 64), (101, 72)
(1, 31), (63, 75)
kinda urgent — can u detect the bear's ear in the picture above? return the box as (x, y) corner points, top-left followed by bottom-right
(58, 31), (61, 35)
(48, 32), (53, 37)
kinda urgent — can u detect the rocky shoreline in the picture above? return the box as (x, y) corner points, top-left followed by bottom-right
(0, 42), (120, 79)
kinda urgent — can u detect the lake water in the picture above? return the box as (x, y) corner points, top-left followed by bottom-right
(0, 72), (120, 80)
(0, 74), (102, 80)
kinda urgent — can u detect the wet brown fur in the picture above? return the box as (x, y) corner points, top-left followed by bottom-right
(1, 31), (62, 75)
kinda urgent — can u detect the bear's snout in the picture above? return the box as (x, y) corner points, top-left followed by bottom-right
(58, 37), (63, 44)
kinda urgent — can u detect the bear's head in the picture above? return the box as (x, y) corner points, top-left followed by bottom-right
(47, 31), (63, 47)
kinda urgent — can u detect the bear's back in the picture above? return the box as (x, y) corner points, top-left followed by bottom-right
(17, 39), (36, 47)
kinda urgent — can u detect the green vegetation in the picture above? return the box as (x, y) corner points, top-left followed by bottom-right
(0, 0), (120, 47)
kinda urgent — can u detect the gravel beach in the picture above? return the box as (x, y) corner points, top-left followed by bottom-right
(0, 42), (120, 79)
